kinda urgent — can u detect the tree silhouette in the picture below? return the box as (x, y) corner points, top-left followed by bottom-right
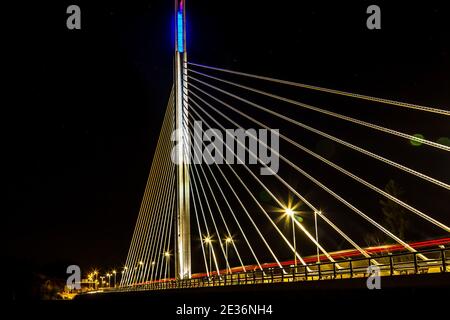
(379, 179), (409, 241)
(365, 179), (409, 246)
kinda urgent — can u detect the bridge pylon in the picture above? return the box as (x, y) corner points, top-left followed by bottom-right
(174, 0), (191, 280)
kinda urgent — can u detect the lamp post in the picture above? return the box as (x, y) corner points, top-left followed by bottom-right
(285, 208), (297, 267)
(122, 266), (128, 286)
(106, 273), (111, 287)
(138, 261), (144, 280)
(225, 236), (233, 274)
(164, 252), (171, 279)
(314, 211), (320, 264)
(112, 270), (117, 288)
(204, 236), (212, 277)
(151, 261), (156, 281)
(94, 271), (98, 289)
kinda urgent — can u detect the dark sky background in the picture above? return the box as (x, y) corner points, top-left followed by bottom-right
(7, 0), (449, 282)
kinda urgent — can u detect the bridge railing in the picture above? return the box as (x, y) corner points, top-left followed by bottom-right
(118, 247), (448, 292)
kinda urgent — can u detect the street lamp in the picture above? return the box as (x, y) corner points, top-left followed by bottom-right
(284, 207), (297, 267)
(123, 266), (128, 281)
(106, 273), (111, 287)
(112, 270), (117, 288)
(224, 236), (233, 274)
(203, 236), (213, 276)
(93, 270), (98, 289)
(314, 210), (321, 264)
(164, 252), (171, 279)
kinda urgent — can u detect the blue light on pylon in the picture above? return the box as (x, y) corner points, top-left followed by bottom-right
(177, 11), (184, 52)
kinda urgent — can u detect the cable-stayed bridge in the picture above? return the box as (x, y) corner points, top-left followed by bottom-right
(117, 0), (450, 291)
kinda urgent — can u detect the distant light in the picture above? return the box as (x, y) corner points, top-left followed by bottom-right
(225, 237), (233, 243)
(437, 137), (450, 147)
(285, 208), (295, 217)
(410, 133), (424, 147)
(177, 11), (184, 52)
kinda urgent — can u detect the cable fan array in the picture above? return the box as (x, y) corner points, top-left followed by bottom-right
(121, 63), (450, 287)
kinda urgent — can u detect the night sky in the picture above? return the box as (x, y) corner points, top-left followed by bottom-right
(7, 0), (449, 282)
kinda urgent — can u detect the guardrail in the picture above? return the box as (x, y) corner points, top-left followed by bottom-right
(117, 247), (449, 292)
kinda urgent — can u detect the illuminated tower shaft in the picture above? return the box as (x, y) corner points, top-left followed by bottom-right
(175, 0), (191, 280)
